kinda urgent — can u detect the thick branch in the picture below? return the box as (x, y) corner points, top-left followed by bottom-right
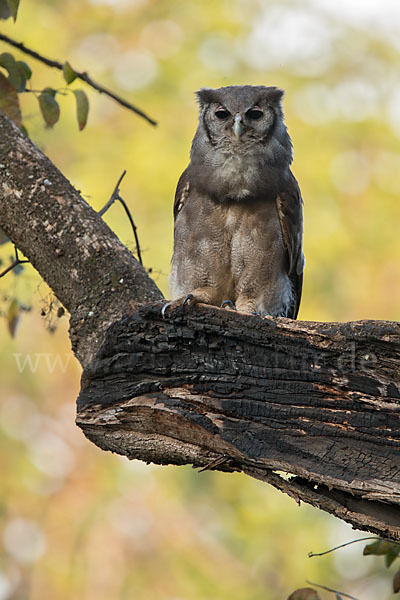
(0, 33), (157, 125)
(1, 110), (399, 539)
(0, 112), (162, 364)
(77, 303), (400, 540)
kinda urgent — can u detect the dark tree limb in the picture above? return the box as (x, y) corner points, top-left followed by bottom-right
(77, 304), (400, 540)
(1, 111), (399, 540)
(0, 33), (157, 125)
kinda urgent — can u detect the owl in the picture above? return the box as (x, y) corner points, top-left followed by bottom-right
(167, 85), (304, 319)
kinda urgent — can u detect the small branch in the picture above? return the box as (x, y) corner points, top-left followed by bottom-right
(115, 194), (143, 266)
(99, 171), (143, 266)
(0, 246), (29, 278)
(98, 170), (127, 216)
(198, 455), (230, 473)
(308, 537), (380, 558)
(306, 581), (359, 600)
(0, 33), (157, 126)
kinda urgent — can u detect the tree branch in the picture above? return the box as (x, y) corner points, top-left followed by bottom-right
(0, 33), (157, 125)
(77, 303), (400, 540)
(1, 110), (399, 540)
(0, 111), (162, 364)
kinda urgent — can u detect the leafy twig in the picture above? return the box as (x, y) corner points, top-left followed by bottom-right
(306, 581), (359, 600)
(99, 171), (143, 266)
(308, 537), (400, 558)
(0, 33), (157, 125)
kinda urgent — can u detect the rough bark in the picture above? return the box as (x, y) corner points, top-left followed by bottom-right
(1, 111), (399, 540)
(0, 112), (162, 365)
(77, 303), (400, 540)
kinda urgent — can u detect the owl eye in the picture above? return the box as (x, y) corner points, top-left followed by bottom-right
(246, 107), (263, 120)
(215, 107), (230, 120)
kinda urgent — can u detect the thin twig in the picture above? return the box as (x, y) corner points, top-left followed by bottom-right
(0, 33), (157, 126)
(308, 537), (400, 558)
(198, 456), (230, 473)
(99, 171), (143, 266)
(306, 581), (359, 600)
(98, 170), (127, 216)
(0, 246), (29, 278)
(116, 194), (143, 266)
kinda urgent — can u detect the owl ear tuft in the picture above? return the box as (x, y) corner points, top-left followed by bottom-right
(264, 87), (285, 105)
(196, 88), (218, 106)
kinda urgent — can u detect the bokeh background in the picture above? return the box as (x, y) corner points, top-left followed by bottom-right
(1, 0), (400, 598)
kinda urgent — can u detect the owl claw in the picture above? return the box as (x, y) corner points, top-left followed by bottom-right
(182, 293), (194, 306)
(161, 294), (195, 320)
(161, 301), (172, 320)
(221, 300), (236, 310)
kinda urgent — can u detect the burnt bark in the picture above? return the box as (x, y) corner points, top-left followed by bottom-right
(77, 304), (400, 540)
(1, 111), (399, 540)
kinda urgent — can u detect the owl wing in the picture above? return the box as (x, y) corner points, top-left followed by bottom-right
(276, 172), (305, 319)
(173, 168), (190, 220)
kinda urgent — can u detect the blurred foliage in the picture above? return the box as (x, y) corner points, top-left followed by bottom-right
(363, 540), (400, 593)
(0, 0), (400, 598)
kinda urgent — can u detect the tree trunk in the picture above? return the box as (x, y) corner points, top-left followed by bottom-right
(1, 111), (399, 540)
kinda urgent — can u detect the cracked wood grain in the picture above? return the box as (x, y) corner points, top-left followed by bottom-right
(77, 303), (400, 540)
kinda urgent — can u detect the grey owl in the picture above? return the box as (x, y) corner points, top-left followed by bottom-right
(169, 85), (304, 318)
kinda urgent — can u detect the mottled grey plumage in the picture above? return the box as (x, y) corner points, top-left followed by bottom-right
(170, 85), (304, 318)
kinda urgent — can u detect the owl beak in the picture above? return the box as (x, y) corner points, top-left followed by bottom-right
(233, 113), (243, 140)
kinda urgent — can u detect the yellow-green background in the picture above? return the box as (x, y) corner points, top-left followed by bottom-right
(0, 1), (399, 598)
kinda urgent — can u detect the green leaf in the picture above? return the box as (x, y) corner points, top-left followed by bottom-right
(363, 540), (392, 556)
(42, 86), (57, 98)
(7, 66), (24, 92)
(287, 589), (321, 600)
(386, 549), (400, 568)
(7, 299), (20, 338)
(20, 123), (29, 137)
(13, 262), (24, 275)
(38, 90), (60, 128)
(7, 0), (19, 20)
(394, 568), (400, 594)
(73, 89), (89, 130)
(0, 52), (15, 71)
(0, 228), (9, 245)
(16, 60), (32, 81)
(0, 54), (28, 92)
(63, 61), (78, 85)
(0, 0), (11, 19)
(0, 71), (21, 126)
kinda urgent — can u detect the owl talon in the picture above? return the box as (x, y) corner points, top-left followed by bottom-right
(161, 294), (195, 320)
(221, 300), (236, 310)
(161, 301), (172, 320)
(182, 293), (194, 307)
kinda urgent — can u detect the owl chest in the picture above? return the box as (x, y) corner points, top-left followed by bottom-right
(177, 192), (282, 263)
(193, 200), (282, 271)
(213, 154), (262, 200)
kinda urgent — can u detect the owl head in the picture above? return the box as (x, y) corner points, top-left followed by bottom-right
(195, 85), (291, 153)
(189, 85), (293, 202)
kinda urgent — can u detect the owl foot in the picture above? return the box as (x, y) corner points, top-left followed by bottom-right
(161, 294), (195, 320)
(220, 300), (236, 310)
